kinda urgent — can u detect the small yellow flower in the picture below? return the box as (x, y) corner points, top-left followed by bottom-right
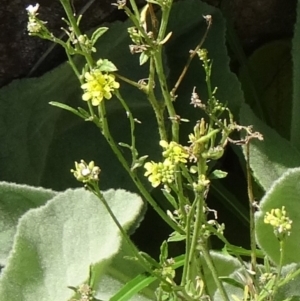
(81, 69), (120, 106)
(193, 174), (210, 192)
(26, 4), (46, 34)
(27, 19), (42, 33)
(264, 206), (292, 238)
(160, 140), (189, 164)
(144, 159), (175, 188)
(71, 160), (101, 183)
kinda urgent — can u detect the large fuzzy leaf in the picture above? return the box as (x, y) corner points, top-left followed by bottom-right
(291, 0), (300, 150)
(255, 168), (300, 265)
(202, 251), (242, 297)
(239, 40), (292, 140)
(0, 188), (144, 301)
(0, 182), (57, 265)
(240, 104), (300, 191)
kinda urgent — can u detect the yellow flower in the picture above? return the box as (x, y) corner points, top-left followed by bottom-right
(71, 160), (101, 183)
(144, 159), (175, 188)
(160, 140), (189, 164)
(264, 206), (292, 238)
(81, 69), (120, 106)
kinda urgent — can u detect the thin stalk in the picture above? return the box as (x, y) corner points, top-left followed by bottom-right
(181, 197), (197, 285)
(171, 16), (212, 97)
(65, 51), (81, 80)
(115, 73), (143, 90)
(272, 240), (285, 297)
(147, 57), (168, 141)
(153, 1), (179, 142)
(114, 90), (137, 163)
(153, 50), (179, 142)
(128, 0), (141, 22)
(97, 101), (184, 234)
(246, 142), (257, 273)
(60, 0), (94, 67)
(90, 184), (169, 284)
(185, 193), (203, 283)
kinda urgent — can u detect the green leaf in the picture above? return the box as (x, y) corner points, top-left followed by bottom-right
(210, 170), (228, 179)
(275, 263), (300, 301)
(96, 59), (118, 72)
(94, 239), (156, 301)
(213, 267), (251, 301)
(255, 168), (300, 265)
(201, 251), (242, 297)
(0, 188), (144, 301)
(0, 182), (57, 265)
(0, 66), (75, 186)
(240, 103), (300, 191)
(91, 27), (109, 46)
(291, 0), (300, 150)
(49, 101), (84, 118)
(110, 273), (156, 301)
(239, 40), (292, 140)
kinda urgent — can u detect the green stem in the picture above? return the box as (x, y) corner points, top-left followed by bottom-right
(97, 101), (184, 234)
(153, 50), (179, 142)
(90, 184), (168, 284)
(246, 142), (257, 273)
(65, 51), (81, 81)
(272, 239), (285, 297)
(128, 0), (141, 22)
(114, 90), (137, 163)
(147, 57), (168, 141)
(153, 1), (179, 142)
(185, 193), (203, 283)
(180, 197), (197, 285)
(60, 0), (94, 67)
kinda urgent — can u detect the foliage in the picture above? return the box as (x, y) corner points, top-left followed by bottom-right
(1, 0), (300, 300)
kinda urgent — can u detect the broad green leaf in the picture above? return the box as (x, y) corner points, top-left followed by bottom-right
(275, 263), (300, 301)
(0, 66), (74, 186)
(0, 182), (57, 265)
(240, 103), (300, 191)
(239, 40), (292, 140)
(214, 263), (300, 301)
(291, 0), (300, 150)
(255, 168), (300, 265)
(202, 251), (242, 297)
(0, 188), (144, 301)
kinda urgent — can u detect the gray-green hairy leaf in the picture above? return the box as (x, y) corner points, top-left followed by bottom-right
(0, 182), (57, 265)
(0, 188), (144, 301)
(240, 104), (300, 191)
(255, 168), (300, 265)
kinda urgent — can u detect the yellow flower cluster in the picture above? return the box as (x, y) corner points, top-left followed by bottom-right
(144, 140), (189, 188)
(160, 140), (189, 164)
(264, 206), (292, 238)
(81, 69), (120, 106)
(71, 160), (101, 183)
(144, 159), (175, 188)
